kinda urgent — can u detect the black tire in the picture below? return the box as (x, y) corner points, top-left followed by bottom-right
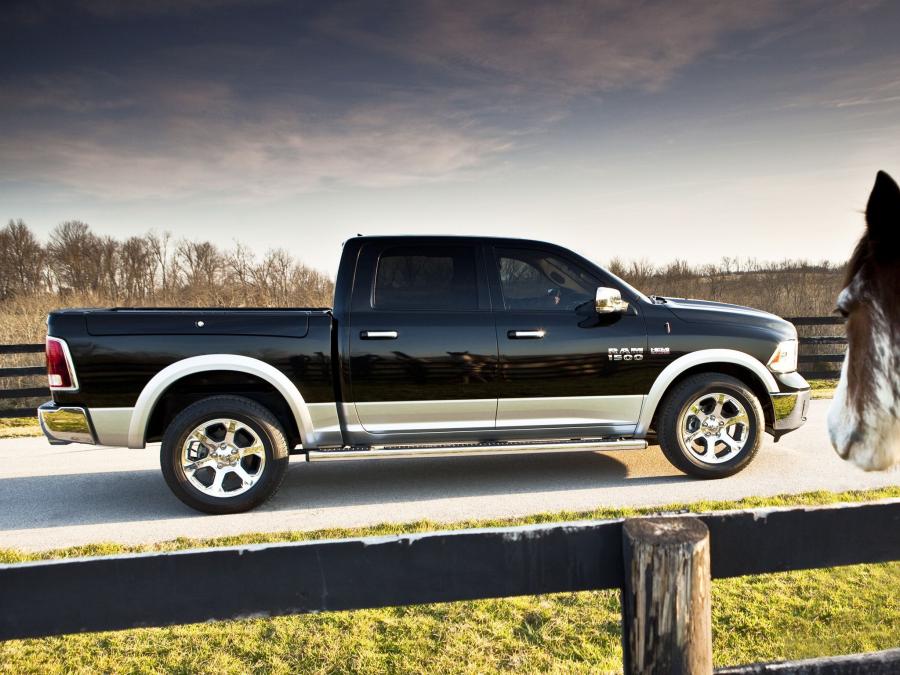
(160, 395), (290, 514)
(656, 373), (764, 479)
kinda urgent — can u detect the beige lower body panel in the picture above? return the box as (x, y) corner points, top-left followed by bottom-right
(496, 395), (644, 428)
(90, 407), (134, 446)
(350, 399), (496, 434)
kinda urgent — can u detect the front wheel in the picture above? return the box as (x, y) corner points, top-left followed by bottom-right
(656, 373), (764, 479)
(160, 395), (290, 514)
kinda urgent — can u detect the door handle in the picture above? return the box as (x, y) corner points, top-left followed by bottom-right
(508, 329), (545, 339)
(360, 330), (398, 339)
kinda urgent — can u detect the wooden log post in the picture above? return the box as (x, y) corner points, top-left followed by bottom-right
(621, 517), (713, 675)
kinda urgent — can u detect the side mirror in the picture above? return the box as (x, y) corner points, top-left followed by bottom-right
(595, 287), (629, 314)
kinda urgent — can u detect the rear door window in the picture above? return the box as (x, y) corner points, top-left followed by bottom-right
(374, 246), (479, 311)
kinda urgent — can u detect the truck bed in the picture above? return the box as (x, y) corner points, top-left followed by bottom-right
(47, 307), (336, 411)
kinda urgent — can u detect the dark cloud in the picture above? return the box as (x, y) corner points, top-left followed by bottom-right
(0, 0), (897, 202)
(319, 0), (793, 95)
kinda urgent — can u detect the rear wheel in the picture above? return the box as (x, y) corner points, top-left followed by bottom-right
(657, 373), (763, 478)
(160, 395), (289, 514)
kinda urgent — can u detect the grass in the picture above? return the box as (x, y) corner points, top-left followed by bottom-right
(1, 488), (898, 673)
(0, 416), (40, 438)
(807, 378), (837, 400)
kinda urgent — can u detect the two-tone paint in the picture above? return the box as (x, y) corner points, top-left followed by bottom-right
(41, 235), (810, 453)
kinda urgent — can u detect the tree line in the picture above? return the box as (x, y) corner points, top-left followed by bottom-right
(0, 219), (333, 307)
(0, 217), (844, 342)
(608, 255), (846, 318)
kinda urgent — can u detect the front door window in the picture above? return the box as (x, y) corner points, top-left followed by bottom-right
(497, 248), (596, 311)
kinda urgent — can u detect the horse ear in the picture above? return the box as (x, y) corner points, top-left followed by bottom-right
(866, 171), (900, 245)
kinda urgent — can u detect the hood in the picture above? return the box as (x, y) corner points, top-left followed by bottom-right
(660, 297), (795, 334)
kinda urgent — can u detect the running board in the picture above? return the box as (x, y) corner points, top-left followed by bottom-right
(306, 438), (647, 462)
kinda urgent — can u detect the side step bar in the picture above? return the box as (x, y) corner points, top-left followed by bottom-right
(306, 438), (647, 462)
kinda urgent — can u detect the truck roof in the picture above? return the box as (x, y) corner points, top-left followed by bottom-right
(347, 234), (562, 248)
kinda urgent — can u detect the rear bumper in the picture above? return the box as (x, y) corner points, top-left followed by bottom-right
(38, 402), (96, 445)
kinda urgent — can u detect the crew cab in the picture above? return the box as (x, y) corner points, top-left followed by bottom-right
(39, 236), (810, 513)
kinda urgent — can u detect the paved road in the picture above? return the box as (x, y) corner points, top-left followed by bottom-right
(1, 400), (897, 551)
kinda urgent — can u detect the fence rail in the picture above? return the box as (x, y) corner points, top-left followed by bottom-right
(784, 316), (846, 381)
(1, 500), (898, 673)
(0, 342), (49, 418)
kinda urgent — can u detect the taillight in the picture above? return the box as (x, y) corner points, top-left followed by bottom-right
(46, 337), (77, 390)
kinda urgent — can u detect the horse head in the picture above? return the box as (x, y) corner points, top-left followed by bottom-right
(828, 171), (900, 470)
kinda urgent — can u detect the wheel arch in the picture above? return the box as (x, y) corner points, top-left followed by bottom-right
(636, 349), (776, 436)
(127, 354), (318, 449)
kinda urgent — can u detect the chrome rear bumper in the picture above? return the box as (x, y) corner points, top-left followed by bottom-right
(38, 403), (96, 445)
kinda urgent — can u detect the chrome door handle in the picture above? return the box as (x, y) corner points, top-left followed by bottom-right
(360, 330), (398, 339)
(508, 329), (545, 339)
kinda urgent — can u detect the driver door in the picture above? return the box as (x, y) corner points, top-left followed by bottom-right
(490, 246), (649, 434)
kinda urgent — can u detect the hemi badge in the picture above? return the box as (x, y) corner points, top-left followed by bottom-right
(651, 347), (670, 355)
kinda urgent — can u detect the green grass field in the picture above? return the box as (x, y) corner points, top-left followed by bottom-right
(0, 416), (40, 438)
(1, 488), (897, 673)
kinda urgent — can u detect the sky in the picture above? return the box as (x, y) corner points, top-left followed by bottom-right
(2, 0), (899, 275)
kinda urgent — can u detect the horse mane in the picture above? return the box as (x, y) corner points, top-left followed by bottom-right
(843, 234), (869, 288)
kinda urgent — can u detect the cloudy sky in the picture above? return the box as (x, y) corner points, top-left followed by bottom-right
(2, 0), (899, 273)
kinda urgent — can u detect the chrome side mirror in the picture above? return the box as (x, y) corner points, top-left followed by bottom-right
(595, 287), (629, 314)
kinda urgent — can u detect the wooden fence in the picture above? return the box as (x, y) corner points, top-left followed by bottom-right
(0, 316), (847, 418)
(786, 316), (846, 381)
(0, 343), (47, 418)
(1, 500), (898, 673)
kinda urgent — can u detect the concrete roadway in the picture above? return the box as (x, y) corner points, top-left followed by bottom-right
(1, 400), (897, 552)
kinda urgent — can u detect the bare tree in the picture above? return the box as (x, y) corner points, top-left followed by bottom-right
(174, 239), (221, 298)
(0, 219), (45, 298)
(119, 236), (157, 302)
(146, 230), (172, 292)
(47, 221), (103, 294)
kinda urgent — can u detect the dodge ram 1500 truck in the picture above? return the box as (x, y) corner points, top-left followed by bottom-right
(39, 236), (810, 513)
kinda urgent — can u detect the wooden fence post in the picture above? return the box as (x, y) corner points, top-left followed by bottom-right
(621, 517), (712, 675)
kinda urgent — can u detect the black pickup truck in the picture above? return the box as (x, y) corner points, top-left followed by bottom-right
(40, 236), (810, 513)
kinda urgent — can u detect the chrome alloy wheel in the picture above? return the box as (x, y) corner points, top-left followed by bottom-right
(678, 393), (750, 465)
(181, 418), (266, 498)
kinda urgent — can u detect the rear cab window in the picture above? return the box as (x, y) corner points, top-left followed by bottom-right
(373, 246), (479, 311)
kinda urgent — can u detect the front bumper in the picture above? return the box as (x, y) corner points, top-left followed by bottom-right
(38, 402), (96, 445)
(767, 389), (810, 440)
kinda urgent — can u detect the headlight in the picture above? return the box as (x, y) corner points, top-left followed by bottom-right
(767, 339), (798, 373)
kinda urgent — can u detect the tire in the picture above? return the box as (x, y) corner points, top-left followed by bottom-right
(160, 395), (290, 514)
(656, 373), (764, 479)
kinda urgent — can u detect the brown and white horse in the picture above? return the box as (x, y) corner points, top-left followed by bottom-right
(828, 171), (900, 470)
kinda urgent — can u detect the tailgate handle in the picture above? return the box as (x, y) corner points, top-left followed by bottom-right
(361, 330), (398, 340)
(508, 330), (545, 339)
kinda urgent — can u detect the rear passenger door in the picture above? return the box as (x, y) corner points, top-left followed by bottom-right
(490, 245), (649, 435)
(347, 242), (499, 436)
